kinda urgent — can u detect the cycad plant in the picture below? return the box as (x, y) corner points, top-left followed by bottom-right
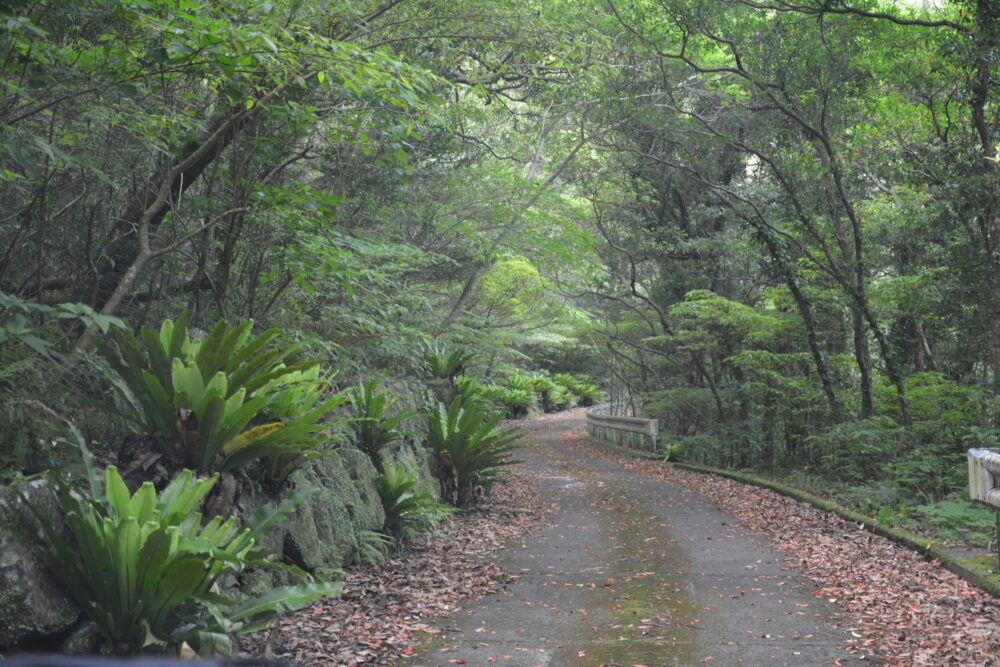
(377, 462), (454, 541)
(524, 374), (574, 412)
(423, 343), (474, 381)
(423, 343), (475, 404)
(426, 396), (527, 507)
(347, 379), (416, 470)
(25, 461), (339, 655)
(479, 385), (534, 419)
(93, 314), (344, 481)
(552, 374), (602, 407)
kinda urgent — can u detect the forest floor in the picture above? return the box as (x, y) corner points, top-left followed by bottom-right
(248, 409), (1000, 666)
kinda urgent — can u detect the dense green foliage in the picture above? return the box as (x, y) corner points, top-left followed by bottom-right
(574, 0), (1000, 540)
(2, 2), (999, 644)
(347, 379), (417, 471)
(426, 396), (527, 507)
(94, 313), (345, 482)
(26, 461), (338, 655)
(377, 462), (455, 541)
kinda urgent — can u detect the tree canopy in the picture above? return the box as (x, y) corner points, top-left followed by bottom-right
(2, 0), (999, 540)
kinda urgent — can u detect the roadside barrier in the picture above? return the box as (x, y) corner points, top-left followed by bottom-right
(585, 405), (659, 453)
(967, 448), (1000, 569)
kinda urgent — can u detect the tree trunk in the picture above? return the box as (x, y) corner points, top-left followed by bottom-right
(853, 308), (874, 418)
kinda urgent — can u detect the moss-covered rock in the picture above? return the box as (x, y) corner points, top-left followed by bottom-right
(385, 438), (440, 500)
(282, 448), (385, 578)
(0, 477), (79, 648)
(240, 437), (440, 594)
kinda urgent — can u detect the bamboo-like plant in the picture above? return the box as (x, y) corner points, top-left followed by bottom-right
(25, 461), (339, 655)
(425, 396), (527, 507)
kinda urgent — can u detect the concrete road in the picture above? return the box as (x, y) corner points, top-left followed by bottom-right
(413, 412), (861, 667)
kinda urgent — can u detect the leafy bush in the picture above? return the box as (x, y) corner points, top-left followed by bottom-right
(0, 290), (124, 355)
(889, 443), (966, 502)
(25, 461), (339, 655)
(426, 396), (527, 507)
(453, 375), (484, 400)
(513, 374), (574, 412)
(501, 387), (536, 418)
(642, 387), (716, 436)
(552, 373), (601, 407)
(94, 314), (343, 481)
(506, 375), (536, 393)
(479, 384), (535, 419)
(377, 463), (455, 541)
(806, 416), (906, 484)
(347, 379), (417, 470)
(571, 382), (602, 407)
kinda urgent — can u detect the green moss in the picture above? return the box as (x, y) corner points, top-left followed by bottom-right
(384, 439), (440, 500)
(283, 449), (386, 573)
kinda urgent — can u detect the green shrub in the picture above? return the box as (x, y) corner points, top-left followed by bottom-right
(426, 396), (527, 507)
(94, 314), (344, 482)
(569, 381), (602, 407)
(502, 387), (536, 418)
(423, 343), (474, 381)
(0, 289), (124, 355)
(806, 416), (905, 484)
(486, 385), (535, 419)
(347, 379), (417, 470)
(377, 463), (454, 541)
(507, 375), (536, 393)
(642, 387), (716, 436)
(25, 461), (339, 655)
(520, 374), (574, 412)
(545, 385), (575, 411)
(453, 375), (484, 401)
(470, 382), (535, 419)
(889, 443), (966, 502)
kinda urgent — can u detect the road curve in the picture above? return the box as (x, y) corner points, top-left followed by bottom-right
(413, 410), (860, 666)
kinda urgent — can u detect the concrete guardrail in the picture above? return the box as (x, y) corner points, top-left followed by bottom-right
(969, 448), (1000, 509)
(586, 405), (659, 453)
(968, 448), (1000, 570)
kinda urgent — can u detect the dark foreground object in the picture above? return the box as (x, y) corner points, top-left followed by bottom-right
(1, 656), (286, 667)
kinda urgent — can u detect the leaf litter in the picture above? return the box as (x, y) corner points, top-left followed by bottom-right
(568, 429), (1000, 666)
(242, 470), (547, 666)
(243, 413), (999, 666)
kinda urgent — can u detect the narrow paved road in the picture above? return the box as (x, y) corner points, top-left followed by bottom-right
(415, 411), (859, 666)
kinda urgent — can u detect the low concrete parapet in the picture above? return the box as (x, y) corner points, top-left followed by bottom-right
(969, 448), (1000, 508)
(586, 405), (659, 453)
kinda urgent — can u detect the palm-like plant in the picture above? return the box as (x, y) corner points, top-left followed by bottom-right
(570, 382), (602, 407)
(426, 396), (527, 507)
(377, 463), (454, 540)
(423, 343), (474, 381)
(347, 379), (416, 470)
(25, 462), (339, 655)
(507, 375), (536, 393)
(552, 374), (602, 407)
(479, 384), (534, 419)
(521, 375), (572, 412)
